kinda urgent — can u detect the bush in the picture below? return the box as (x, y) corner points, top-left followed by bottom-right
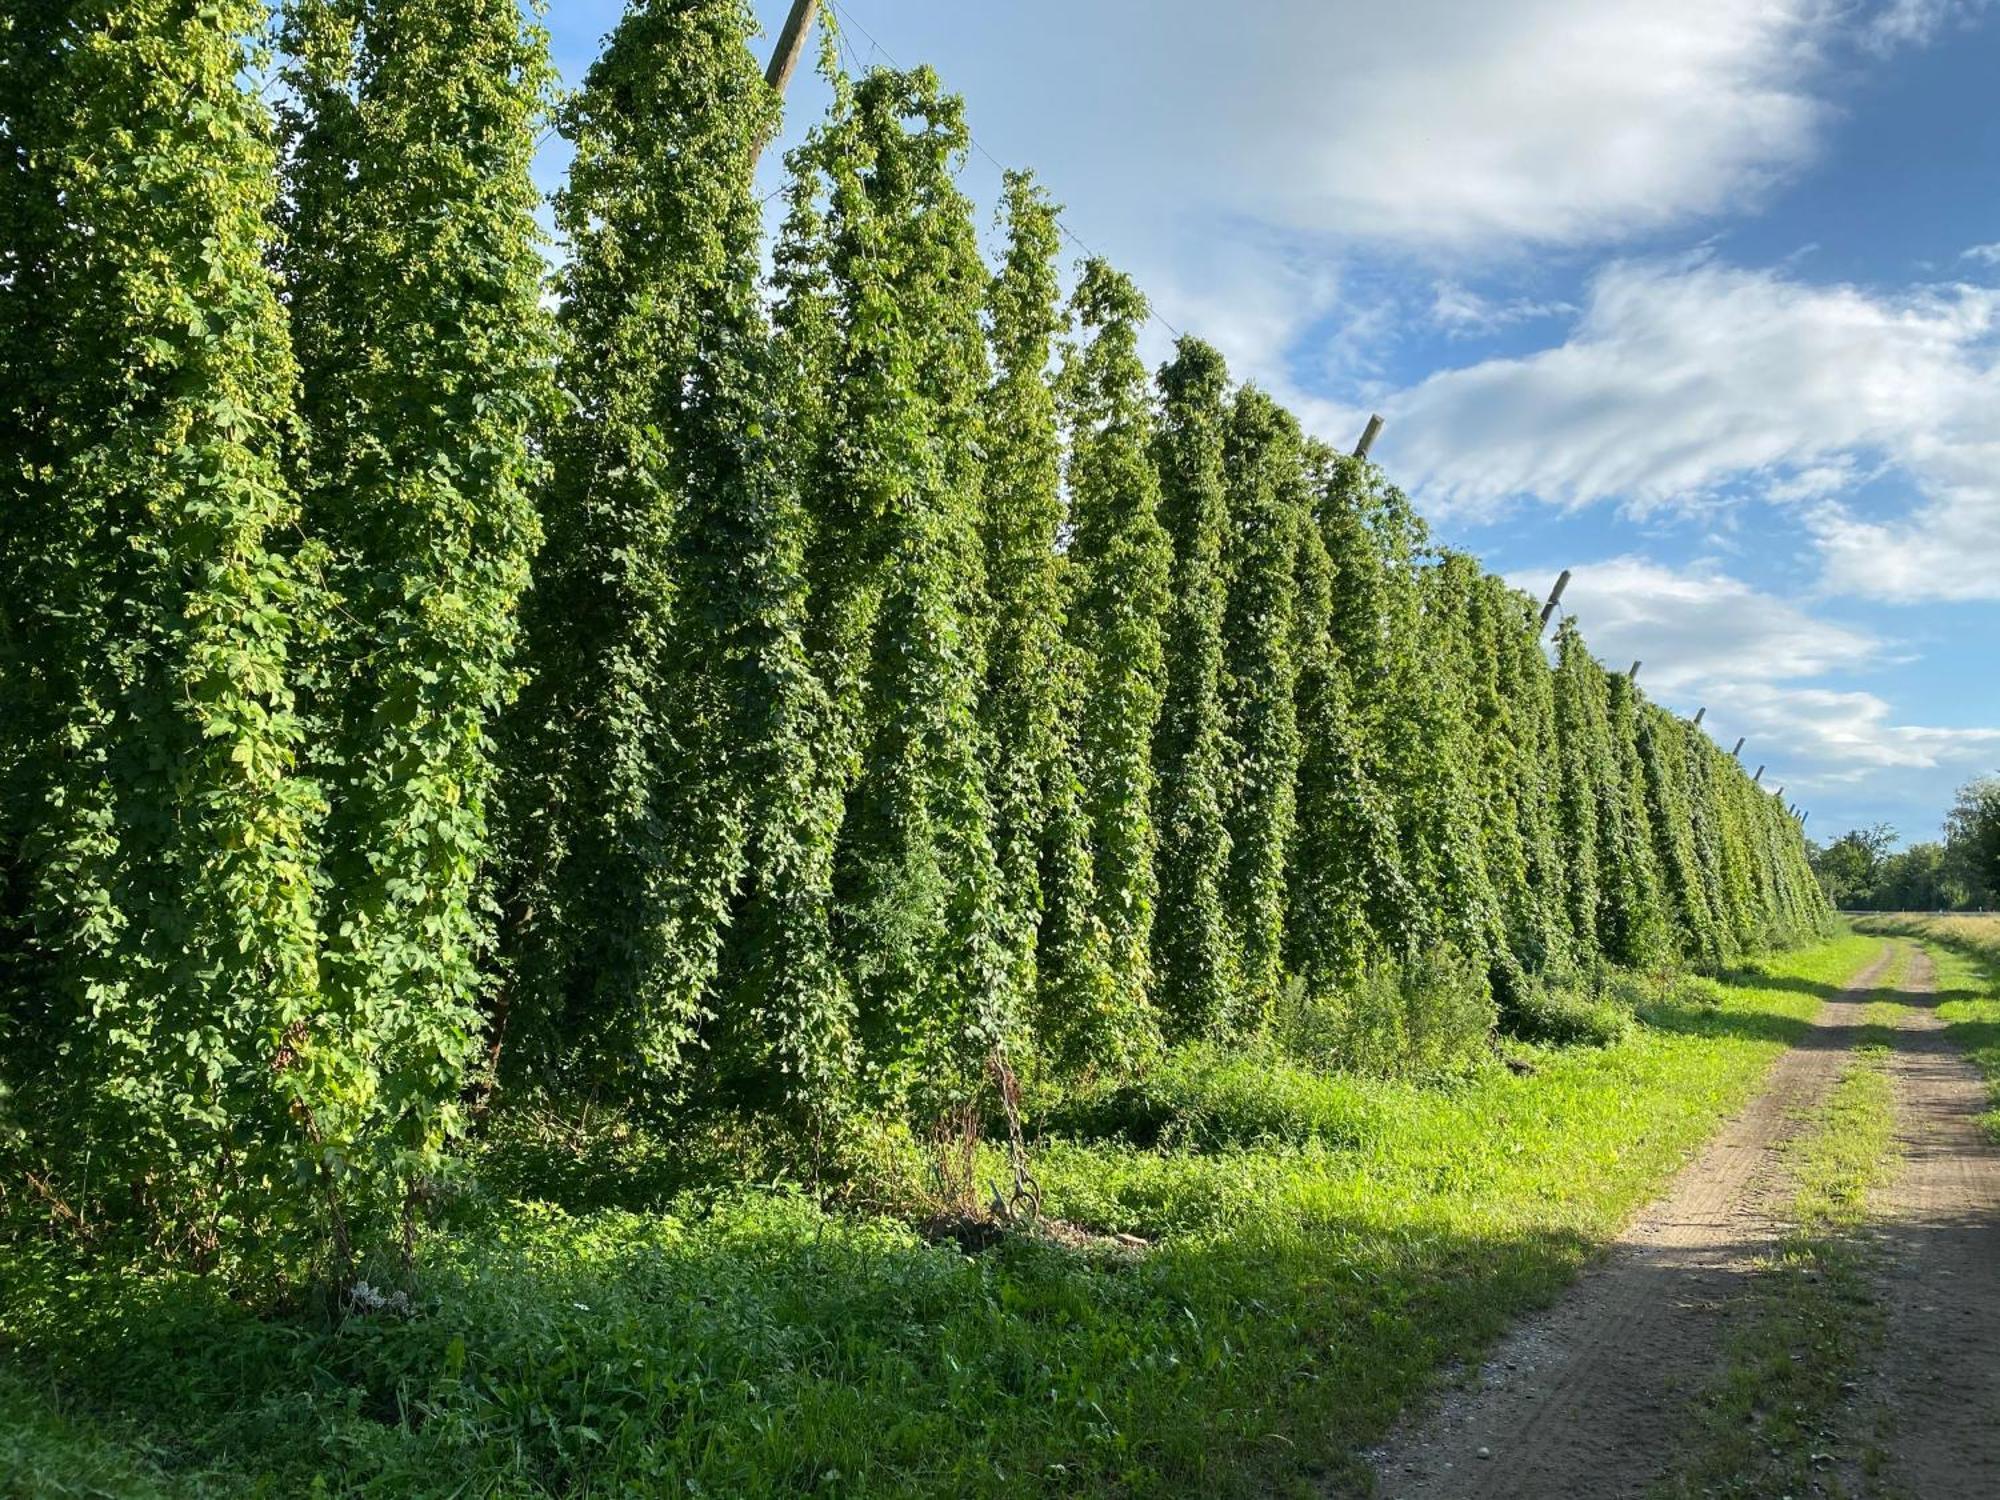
(1039, 1043), (1385, 1151)
(1668, 974), (1729, 1010)
(1502, 985), (1633, 1048)
(1272, 944), (1496, 1079)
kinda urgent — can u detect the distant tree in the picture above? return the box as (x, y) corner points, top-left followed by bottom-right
(1810, 823), (1898, 909)
(1873, 842), (1956, 912)
(1945, 777), (2000, 908)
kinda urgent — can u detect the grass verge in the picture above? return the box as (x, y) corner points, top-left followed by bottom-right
(1653, 952), (1903, 1500)
(1, 934), (1882, 1499)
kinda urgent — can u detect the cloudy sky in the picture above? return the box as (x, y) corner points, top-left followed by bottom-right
(546, 0), (2000, 846)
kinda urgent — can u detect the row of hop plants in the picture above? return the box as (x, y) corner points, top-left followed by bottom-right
(0, 0), (1829, 1282)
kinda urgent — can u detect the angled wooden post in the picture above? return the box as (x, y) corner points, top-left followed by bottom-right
(1693, 706), (1706, 726)
(1538, 569), (1572, 635)
(751, 0), (821, 166)
(1353, 413), (1384, 460)
(1731, 737), (1746, 758)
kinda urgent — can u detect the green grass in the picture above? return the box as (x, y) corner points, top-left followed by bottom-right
(1653, 973), (1902, 1500)
(0, 1369), (184, 1499)
(0, 933), (1885, 1499)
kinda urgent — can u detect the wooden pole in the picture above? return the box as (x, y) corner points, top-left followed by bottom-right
(1752, 765), (1765, 784)
(1353, 413), (1384, 461)
(765, 0), (821, 92)
(751, 0), (821, 166)
(1538, 569), (1572, 635)
(1628, 660), (1642, 682)
(1693, 706), (1706, 726)
(1731, 737), (1746, 758)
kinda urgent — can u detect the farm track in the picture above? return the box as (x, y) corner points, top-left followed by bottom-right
(1864, 946), (2000, 1495)
(1359, 941), (2000, 1498)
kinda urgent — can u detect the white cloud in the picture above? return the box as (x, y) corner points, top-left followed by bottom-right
(1961, 242), (2000, 265)
(1430, 282), (1574, 337)
(1763, 459), (1868, 503)
(1386, 256), (2000, 599)
(767, 0), (1976, 260)
(1271, 0), (1828, 248)
(1131, 234), (1344, 380)
(1710, 682), (2000, 781)
(1517, 556), (1878, 693)
(1864, 0), (1993, 51)
(974, 0), (1836, 251)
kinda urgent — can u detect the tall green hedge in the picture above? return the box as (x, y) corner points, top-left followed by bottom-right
(1219, 392), (1304, 1027)
(982, 180), (1123, 1076)
(1, 0), (328, 1267)
(1151, 340), (1238, 1039)
(0, 11), (1831, 1278)
(280, 0), (555, 1228)
(1061, 261), (1173, 1054)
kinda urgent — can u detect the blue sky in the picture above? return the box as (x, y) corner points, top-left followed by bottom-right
(543, 0), (2000, 846)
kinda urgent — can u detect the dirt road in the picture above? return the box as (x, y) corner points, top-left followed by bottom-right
(1866, 946), (2000, 1495)
(1363, 942), (2000, 1498)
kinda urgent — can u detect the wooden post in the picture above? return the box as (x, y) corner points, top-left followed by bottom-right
(1693, 706), (1706, 726)
(751, 0), (821, 166)
(1752, 764), (1765, 784)
(1538, 569), (1572, 635)
(1731, 737), (1746, 758)
(1628, 660), (1642, 682)
(1353, 413), (1384, 461)
(1801, 810), (1810, 825)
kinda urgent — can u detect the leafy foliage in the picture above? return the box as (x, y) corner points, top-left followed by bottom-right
(0, 14), (1829, 1286)
(497, 0), (787, 1097)
(981, 178), (1124, 1075)
(1150, 339), (1239, 1039)
(1218, 391), (1304, 1027)
(1284, 452), (1410, 1000)
(780, 66), (1011, 1120)
(0, 0), (328, 1267)
(280, 0), (556, 1235)
(1060, 261), (1173, 1055)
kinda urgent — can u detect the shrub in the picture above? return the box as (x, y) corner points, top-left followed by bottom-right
(1502, 985), (1634, 1048)
(1039, 1042), (1385, 1152)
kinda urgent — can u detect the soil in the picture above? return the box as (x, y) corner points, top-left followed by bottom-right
(1357, 942), (2000, 1498)
(1864, 946), (2000, 1495)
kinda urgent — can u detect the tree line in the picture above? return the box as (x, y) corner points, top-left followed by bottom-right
(0, 0), (1827, 1279)
(1810, 777), (2000, 911)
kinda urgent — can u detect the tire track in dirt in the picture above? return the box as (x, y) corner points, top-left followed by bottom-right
(1361, 944), (1898, 1500)
(1865, 944), (2000, 1495)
